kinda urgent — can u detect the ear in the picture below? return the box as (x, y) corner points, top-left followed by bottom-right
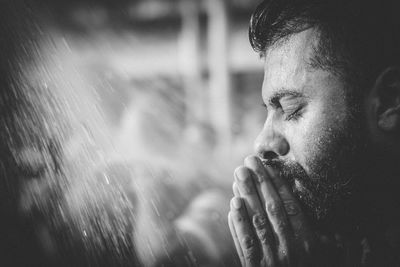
(373, 67), (400, 132)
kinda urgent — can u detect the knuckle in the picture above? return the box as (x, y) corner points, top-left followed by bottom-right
(257, 228), (274, 245)
(276, 219), (289, 232)
(283, 200), (300, 216)
(266, 201), (284, 216)
(241, 235), (258, 260)
(240, 180), (254, 195)
(231, 210), (246, 223)
(277, 186), (289, 196)
(252, 213), (268, 230)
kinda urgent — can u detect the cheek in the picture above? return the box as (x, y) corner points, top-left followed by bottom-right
(285, 102), (347, 174)
(285, 121), (319, 174)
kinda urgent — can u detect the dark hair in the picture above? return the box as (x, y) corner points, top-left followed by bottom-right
(249, 0), (400, 88)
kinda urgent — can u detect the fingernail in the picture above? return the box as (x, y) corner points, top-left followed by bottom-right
(231, 197), (242, 209)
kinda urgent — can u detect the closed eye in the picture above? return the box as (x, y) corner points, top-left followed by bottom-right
(283, 104), (304, 121)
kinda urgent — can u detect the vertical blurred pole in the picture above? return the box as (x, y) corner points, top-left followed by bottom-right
(178, 0), (204, 127)
(206, 0), (232, 156)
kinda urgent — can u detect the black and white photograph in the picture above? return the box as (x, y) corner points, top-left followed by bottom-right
(0, 0), (399, 266)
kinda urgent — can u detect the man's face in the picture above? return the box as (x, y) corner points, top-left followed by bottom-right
(255, 28), (367, 222)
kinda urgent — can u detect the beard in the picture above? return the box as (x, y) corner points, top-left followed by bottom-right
(263, 103), (368, 228)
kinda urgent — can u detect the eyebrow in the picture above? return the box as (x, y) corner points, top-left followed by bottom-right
(267, 89), (305, 107)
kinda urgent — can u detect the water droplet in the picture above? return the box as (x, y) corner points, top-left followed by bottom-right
(104, 173), (110, 185)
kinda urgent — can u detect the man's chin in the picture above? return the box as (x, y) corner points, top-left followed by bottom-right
(291, 176), (358, 231)
(291, 179), (330, 222)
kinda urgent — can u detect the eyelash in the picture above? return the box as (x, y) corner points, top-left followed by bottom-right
(284, 106), (303, 121)
(261, 103), (303, 121)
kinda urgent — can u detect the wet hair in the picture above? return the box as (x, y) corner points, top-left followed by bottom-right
(249, 0), (400, 89)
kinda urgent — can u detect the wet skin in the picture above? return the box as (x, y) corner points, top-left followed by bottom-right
(228, 28), (366, 266)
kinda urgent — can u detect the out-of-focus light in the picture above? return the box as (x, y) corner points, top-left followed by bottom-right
(129, 1), (179, 20)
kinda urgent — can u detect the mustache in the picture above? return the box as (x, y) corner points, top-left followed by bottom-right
(261, 158), (284, 169)
(260, 158), (308, 185)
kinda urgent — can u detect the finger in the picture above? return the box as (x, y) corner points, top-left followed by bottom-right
(252, 156), (315, 261)
(243, 156), (279, 210)
(228, 212), (245, 266)
(263, 163), (306, 223)
(230, 197), (261, 267)
(252, 213), (277, 266)
(233, 182), (240, 197)
(264, 165), (315, 255)
(234, 166), (265, 219)
(234, 166), (276, 265)
(264, 165), (292, 200)
(244, 155), (294, 265)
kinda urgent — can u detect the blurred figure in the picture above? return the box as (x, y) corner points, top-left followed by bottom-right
(0, 1), (239, 267)
(0, 1), (138, 266)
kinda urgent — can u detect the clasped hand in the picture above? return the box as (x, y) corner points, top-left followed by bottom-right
(228, 155), (317, 267)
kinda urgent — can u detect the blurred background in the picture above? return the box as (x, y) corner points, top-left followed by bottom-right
(20, 0), (268, 265)
(37, 0), (265, 179)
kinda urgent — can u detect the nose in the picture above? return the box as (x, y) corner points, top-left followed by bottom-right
(254, 119), (289, 160)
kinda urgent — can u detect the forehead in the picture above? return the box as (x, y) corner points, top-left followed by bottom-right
(262, 29), (320, 97)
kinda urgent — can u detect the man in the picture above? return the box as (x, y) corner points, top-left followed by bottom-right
(229, 0), (400, 266)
